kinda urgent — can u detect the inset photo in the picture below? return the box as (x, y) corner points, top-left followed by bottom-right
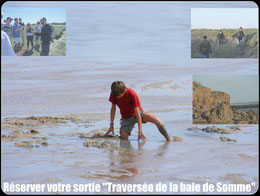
(193, 74), (259, 124)
(1, 7), (66, 56)
(191, 8), (258, 58)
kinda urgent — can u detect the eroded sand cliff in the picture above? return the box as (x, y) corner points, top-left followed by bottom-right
(193, 82), (258, 124)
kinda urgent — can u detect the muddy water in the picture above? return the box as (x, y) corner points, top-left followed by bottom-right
(1, 1), (259, 194)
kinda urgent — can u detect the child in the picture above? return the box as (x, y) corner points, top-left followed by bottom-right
(105, 81), (171, 142)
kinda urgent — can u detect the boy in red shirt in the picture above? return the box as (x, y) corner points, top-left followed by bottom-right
(105, 81), (171, 142)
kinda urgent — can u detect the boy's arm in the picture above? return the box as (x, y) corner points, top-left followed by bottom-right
(135, 107), (148, 142)
(105, 104), (116, 136)
(110, 104), (116, 128)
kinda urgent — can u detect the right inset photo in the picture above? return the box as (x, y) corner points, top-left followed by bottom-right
(191, 8), (258, 58)
(193, 74), (259, 124)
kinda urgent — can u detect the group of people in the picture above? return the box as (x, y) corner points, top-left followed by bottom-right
(199, 27), (246, 58)
(1, 14), (53, 56)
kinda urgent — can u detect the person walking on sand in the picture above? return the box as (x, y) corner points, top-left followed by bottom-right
(217, 30), (225, 45)
(12, 18), (23, 53)
(34, 21), (42, 48)
(199, 35), (212, 58)
(235, 27), (245, 46)
(40, 17), (52, 56)
(105, 81), (172, 142)
(26, 23), (35, 50)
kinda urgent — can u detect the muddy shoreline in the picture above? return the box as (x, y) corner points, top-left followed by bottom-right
(1, 113), (258, 194)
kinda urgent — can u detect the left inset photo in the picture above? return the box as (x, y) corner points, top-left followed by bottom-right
(1, 7), (66, 56)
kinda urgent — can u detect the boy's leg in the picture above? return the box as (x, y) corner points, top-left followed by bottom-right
(142, 113), (171, 141)
(119, 116), (136, 140)
(120, 130), (129, 140)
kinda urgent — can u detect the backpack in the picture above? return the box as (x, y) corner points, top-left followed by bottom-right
(51, 25), (56, 39)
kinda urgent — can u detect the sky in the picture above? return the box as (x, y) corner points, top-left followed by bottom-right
(193, 74), (259, 104)
(1, 7), (66, 24)
(191, 8), (258, 29)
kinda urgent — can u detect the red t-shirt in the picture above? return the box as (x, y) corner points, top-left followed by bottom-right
(109, 88), (143, 119)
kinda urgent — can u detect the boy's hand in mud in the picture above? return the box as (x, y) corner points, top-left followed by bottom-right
(105, 127), (114, 136)
(138, 132), (148, 142)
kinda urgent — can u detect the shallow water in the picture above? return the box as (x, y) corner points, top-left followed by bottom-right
(1, 1), (259, 194)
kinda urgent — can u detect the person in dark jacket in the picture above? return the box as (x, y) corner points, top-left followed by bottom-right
(235, 27), (245, 46)
(40, 17), (52, 56)
(199, 35), (212, 58)
(217, 30), (225, 45)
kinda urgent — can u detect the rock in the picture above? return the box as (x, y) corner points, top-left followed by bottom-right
(220, 137), (236, 142)
(83, 141), (100, 147)
(27, 129), (40, 134)
(41, 142), (48, 146)
(90, 132), (119, 139)
(41, 137), (50, 141)
(193, 82), (258, 124)
(14, 141), (34, 148)
(2, 131), (32, 142)
(202, 126), (241, 134)
(201, 111), (210, 121)
(91, 132), (105, 138)
(83, 140), (119, 150)
(172, 136), (183, 142)
(226, 126), (241, 131)
(238, 153), (252, 158)
(99, 141), (119, 149)
(71, 132), (90, 138)
(187, 126), (202, 130)
(1, 115), (86, 131)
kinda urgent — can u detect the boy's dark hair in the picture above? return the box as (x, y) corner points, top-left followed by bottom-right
(111, 81), (126, 97)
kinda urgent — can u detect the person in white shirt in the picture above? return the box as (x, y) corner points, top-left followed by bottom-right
(2, 17), (13, 42)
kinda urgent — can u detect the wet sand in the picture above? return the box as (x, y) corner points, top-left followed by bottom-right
(1, 111), (258, 194)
